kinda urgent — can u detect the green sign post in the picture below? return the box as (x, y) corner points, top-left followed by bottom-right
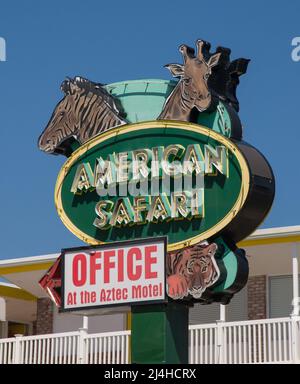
(131, 303), (189, 364)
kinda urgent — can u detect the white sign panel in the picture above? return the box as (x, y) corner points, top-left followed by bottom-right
(62, 237), (167, 311)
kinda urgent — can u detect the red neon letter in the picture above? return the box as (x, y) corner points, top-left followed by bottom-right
(145, 245), (158, 279)
(127, 247), (142, 281)
(103, 250), (116, 283)
(118, 249), (124, 282)
(90, 251), (101, 285)
(72, 253), (87, 287)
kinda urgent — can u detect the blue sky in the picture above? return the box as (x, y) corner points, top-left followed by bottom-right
(0, 0), (299, 259)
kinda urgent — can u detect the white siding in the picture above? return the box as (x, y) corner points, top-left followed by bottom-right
(53, 306), (126, 333)
(189, 287), (248, 324)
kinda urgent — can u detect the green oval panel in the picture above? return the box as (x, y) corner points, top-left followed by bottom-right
(55, 121), (249, 251)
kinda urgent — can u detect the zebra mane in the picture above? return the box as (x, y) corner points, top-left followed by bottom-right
(61, 76), (125, 117)
(61, 76), (106, 95)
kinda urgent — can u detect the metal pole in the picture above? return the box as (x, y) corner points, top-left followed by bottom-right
(216, 304), (226, 363)
(292, 243), (299, 317)
(220, 304), (226, 321)
(83, 316), (88, 330)
(290, 243), (299, 363)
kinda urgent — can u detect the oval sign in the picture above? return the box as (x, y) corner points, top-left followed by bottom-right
(55, 121), (274, 251)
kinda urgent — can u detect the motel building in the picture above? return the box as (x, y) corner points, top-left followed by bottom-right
(0, 225), (299, 364)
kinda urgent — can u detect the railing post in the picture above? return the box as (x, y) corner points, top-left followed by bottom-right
(13, 334), (23, 364)
(290, 316), (300, 364)
(78, 327), (87, 364)
(216, 320), (225, 364)
(216, 304), (226, 364)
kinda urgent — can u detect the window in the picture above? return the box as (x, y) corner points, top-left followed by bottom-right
(268, 275), (299, 318)
(7, 322), (30, 337)
(189, 287), (248, 324)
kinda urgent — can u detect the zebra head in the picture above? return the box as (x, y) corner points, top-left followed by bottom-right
(38, 76), (126, 155)
(38, 77), (84, 155)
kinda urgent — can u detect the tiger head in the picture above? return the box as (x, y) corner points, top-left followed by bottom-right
(167, 241), (220, 300)
(185, 242), (220, 299)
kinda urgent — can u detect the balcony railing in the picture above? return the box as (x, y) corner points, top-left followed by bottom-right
(0, 330), (131, 364)
(190, 317), (300, 363)
(0, 317), (299, 364)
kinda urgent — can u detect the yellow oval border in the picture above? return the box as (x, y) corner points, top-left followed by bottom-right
(55, 120), (250, 251)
